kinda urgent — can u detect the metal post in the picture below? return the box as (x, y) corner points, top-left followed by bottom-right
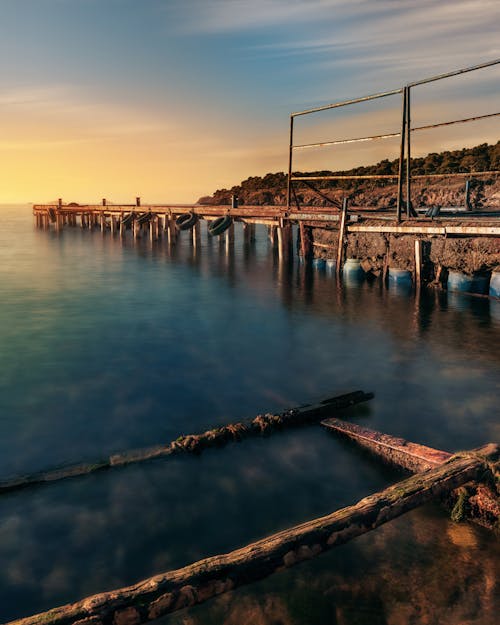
(286, 115), (294, 211)
(396, 88), (407, 222)
(465, 179), (472, 211)
(406, 87), (412, 218)
(336, 198), (348, 277)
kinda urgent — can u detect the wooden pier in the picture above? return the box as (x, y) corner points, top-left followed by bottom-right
(32, 202), (500, 253)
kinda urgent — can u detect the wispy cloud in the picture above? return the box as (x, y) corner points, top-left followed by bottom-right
(163, 0), (362, 33)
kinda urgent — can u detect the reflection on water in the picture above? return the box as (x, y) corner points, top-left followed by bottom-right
(0, 206), (499, 623)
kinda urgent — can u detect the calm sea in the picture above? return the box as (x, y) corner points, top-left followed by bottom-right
(0, 204), (499, 624)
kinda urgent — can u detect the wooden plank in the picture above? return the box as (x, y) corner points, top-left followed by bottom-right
(322, 418), (500, 530)
(0, 391), (373, 495)
(322, 418), (451, 471)
(8, 444), (498, 625)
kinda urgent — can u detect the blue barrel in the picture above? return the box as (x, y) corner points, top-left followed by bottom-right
(489, 271), (500, 298)
(342, 258), (364, 283)
(471, 274), (489, 295)
(448, 271), (489, 294)
(312, 258), (326, 270)
(388, 268), (412, 285)
(447, 271), (474, 293)
(326, 259), (336, 274)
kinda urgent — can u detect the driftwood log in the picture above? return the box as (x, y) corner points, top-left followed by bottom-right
(0, 391), (373, 495)
(322, 418), (500, 530)
(8, 443), (499, 625)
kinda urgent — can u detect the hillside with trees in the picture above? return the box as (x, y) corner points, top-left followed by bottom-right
(198, 141), (500, 208)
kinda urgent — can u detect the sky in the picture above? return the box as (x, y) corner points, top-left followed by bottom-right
(0, 0), (498, 203)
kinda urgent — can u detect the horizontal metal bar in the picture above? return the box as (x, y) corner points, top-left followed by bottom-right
(412, 170), (500, 179)
(292, 174), (398, 180)
(411, 112), (500, 133)
(291, 88), (402, 117)
(293, 131), (401, 150)
(408, 58), (500, 87)
(347, 224), (500, 236)
(289, 212), (340, 222)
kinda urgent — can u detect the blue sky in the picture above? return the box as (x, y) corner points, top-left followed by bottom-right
(1, 0), (498, 202)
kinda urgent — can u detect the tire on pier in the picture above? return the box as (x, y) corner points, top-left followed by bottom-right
(136, 212), (152, 225)
(121, 213), (134, 226)
(208, 215), (233, 237)
(175, 212), (198, 231)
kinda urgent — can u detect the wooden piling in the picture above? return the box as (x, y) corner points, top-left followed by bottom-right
(278, 223), (292, 261)
(192, 221), (201, 248)
(225, 221), (234, 253)
(299, 223), (313, 261)
(244, 222), (256, 244)
(414, 239), (422, 287)
(9, 443), (498, 625)
(167, 215), (176, 245)
(268, 225), (277, 246)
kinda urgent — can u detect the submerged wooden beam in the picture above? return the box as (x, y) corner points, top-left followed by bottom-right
(322, 418), (500, 530)
(8, 443), (498, 625)
(0, 391), (373, 495)
(321, 418), (452, 471)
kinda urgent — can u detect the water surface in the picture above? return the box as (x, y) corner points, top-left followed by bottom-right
(0, 205), (498, 623)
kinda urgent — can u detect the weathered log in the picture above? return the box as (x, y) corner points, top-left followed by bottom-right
(322, 418), (500, 530)
(321, 418), (452, 471)
(8, 444), (498, 625)
(0, 391), (373, 495)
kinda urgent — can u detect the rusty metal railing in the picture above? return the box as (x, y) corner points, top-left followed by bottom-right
(287, 59), (500, 221)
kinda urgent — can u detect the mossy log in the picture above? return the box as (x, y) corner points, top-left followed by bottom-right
(8, 443), (498, 625)
(322, 418), (500, 530)
(0, 391), (373, 495)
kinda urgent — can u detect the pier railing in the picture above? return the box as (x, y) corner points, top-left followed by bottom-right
(287, 58), (500, 221)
